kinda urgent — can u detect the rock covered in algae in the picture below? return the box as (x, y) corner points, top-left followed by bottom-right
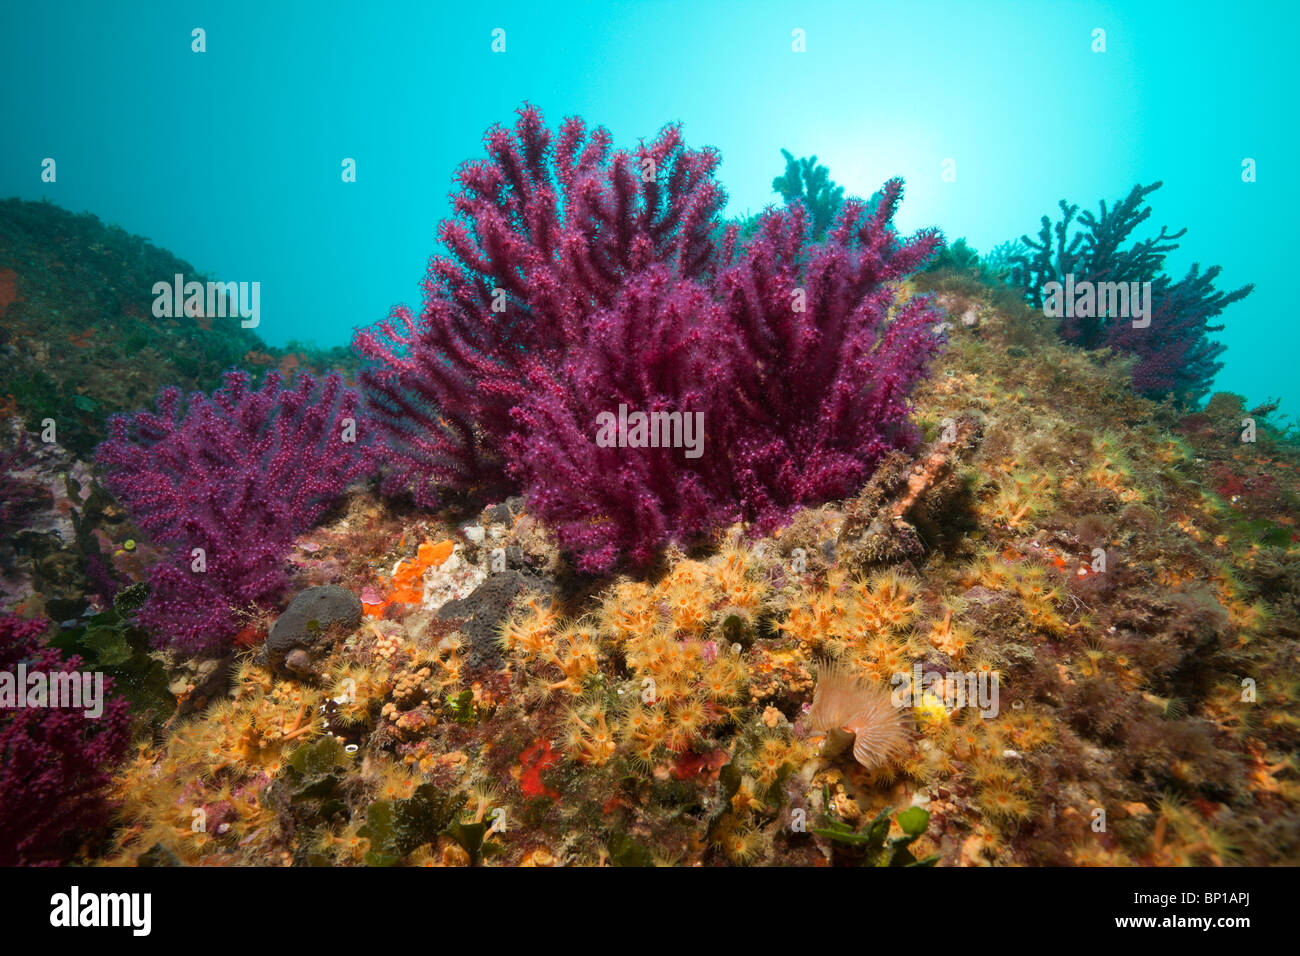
(263, 584), (363, 676)
(438, 570), (553, 670)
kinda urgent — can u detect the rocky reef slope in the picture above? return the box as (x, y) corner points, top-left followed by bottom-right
(82, 269), (1300, 867)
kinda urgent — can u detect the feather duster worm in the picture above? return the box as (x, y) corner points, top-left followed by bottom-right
(806, 661), (910, 770)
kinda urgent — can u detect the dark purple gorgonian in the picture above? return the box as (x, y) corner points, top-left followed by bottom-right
(0, 614), (130, 866)
(95, 369), (373, 654)
(1010, 181), (1252, 405)
(356, 105), (943, 572)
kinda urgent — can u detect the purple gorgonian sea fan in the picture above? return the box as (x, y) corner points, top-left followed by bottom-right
(354, 104), (728, 509)
(708, 183), (945, 531)
(507, 266), (733, 571)
(0, 614), (130, 866)
(355, 105), (944, 572)
(95, 369), (373, 654)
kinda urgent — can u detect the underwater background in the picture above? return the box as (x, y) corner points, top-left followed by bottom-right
(2, 1), (1300, 870)
(0, 0), (1293, 413)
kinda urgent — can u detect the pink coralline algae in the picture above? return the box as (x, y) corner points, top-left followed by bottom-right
(0, 614), (130, 866)
(0, 431), (51, 540)
(95, 369), (373, 654)
(356, 105), (943, 572)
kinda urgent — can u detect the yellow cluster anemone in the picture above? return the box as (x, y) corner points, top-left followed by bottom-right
(985, 469), (1055, 531)
(562, 698), (619, 766)
(498, 596), (560, 659)
(776, 567), (922, 664)
(927, 602), (974, 660)
(105, 657), (328, 864)
(497, 545), (771, 771)
(971, 756), (1035, 823)
(962, 550), (1070, 637)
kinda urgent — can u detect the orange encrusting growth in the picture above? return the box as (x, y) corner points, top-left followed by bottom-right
(363, 538), (456, 617)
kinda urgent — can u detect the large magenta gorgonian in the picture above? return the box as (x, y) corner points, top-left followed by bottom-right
(356, 105), (943, 572)
(355, 105), (729, 508)
(95, 369), (372, 653)
(708, 183), (945, 529)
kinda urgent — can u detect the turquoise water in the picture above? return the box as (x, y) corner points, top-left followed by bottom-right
(1, 0), (1293, 412)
